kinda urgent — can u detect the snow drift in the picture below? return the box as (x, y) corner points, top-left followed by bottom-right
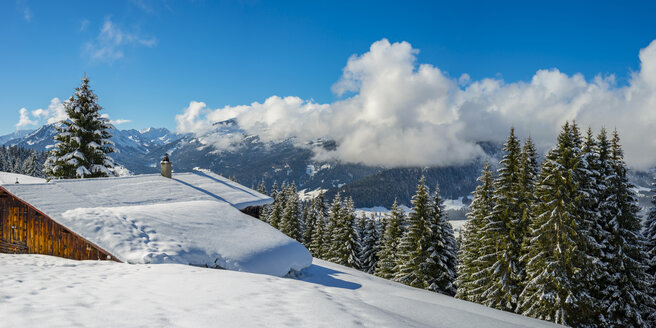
(0, 254), (562, 327)
(1, 171), (312, 276)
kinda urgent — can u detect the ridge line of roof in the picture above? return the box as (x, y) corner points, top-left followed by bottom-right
(18, 172), (205, 186)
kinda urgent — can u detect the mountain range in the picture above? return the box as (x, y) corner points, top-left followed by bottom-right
(1, 122), (652, 210)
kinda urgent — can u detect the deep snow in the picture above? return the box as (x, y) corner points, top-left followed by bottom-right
(0, 254), (561, 328)
(1, 172), (311, 276)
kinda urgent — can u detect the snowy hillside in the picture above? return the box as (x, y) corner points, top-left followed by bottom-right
(0, 254), (561, 328)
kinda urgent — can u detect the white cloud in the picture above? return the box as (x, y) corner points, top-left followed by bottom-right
(84, 18), (157, 63)
(15, 97), (130, 130)
(15, 97), (66, 129)
(176, 39), (656, 170)
(110, 119), (131, 125)
(16, 108), (36, 129)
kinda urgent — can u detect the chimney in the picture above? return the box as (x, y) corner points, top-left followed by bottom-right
(161, 154), (172, 178)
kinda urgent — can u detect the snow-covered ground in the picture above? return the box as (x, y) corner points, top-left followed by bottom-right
(2, 172), (310, 276)
(0, 172), (46, 185)
(0, 254), (560, 328)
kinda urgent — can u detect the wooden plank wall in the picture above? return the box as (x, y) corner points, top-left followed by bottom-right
(0, 190), (116, 261)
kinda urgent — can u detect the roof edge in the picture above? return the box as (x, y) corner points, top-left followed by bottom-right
(0, 185), (121, 263)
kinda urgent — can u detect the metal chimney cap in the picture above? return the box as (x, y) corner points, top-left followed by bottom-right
(161, 154), (170, 163)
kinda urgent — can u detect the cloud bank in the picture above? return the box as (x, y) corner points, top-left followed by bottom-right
(15, 97), (130, 130)
(176, 38), (656, 170)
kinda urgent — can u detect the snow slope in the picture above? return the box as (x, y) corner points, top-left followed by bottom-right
(1, 173), (310, 276)
(0, 254), (561, 328)
(0, 172), (46, 185)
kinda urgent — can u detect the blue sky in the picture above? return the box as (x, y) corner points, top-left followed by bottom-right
(1, 0), (656, 135)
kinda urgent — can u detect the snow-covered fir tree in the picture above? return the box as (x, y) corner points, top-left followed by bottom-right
(644, 174), (656, 326)
(267, 182), (284, 229)
(600, 130), (653, 327)
(280, 183), (302, 241)
(44, 75), (116, 178)
(0, 146), (46, 178)
(483, 128), (524, 311)
(308, 195), (327, 258)
(375, 199), (405, 279)
(259, 181), (277, 222)
(359, 214), (380, 274)
(327, 197), (360, 268)
(518, 122), (589, 325)
(256, 179), (267, 195)
(517, 137), (538, 286)
(569, 127), (611, 327)
(456, 160), (495, 303)
(394, 176), (433, 289)
(424, 184), (458, 295)
(300, 202), (312, 248)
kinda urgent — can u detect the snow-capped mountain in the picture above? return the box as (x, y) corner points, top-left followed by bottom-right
(0, 124), (182, 153)
(2, 122), (652, 209)
(0, 129), (33, 145)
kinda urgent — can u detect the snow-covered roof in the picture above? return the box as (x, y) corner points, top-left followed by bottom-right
(1, 172), (311, 276)
(0, 172), (46, 185)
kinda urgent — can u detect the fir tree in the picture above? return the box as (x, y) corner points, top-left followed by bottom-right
(567, 128), (611, 327)
(484, 128), (524, 311)
(257, 179), (267, 195)
(375, 199), (405, 279)
(425, 183), (458, 295)
(309, 199), (327, 258)
(518, 122), (587, 325)
(44, 75), (115, 178)
(643, 174), (656, 326)
(280, 183), (302, 241)
(456, 160), (495, 303)
(601, 130), (652, 327)
(517, 137), (539, 283)
(394, 176), (432, 289)
(359, 214), (380, 274)
(326, 193), (343, 260)
(267, 181), (284, 229)
(329, 196), (360, 268)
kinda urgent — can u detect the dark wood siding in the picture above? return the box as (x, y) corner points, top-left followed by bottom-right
(0, 189), (117, 261)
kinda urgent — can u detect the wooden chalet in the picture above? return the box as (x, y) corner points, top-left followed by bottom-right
(0, 167), (274, 264)
(0, 188), (115, 260)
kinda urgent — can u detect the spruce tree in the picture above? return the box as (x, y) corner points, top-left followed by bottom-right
(375, 199), (405, 279)
(44, 75), (116, 178)
(643, 175), (656, 326)
(309, 201), (327, 258)
(359, 214), (380, 274)
(257, 179), (267, 195)
(601, 130), (652, 327)
(518, 122), (587, 325)
(484, 128), (524, 311)
(456, 160), (495, 303)
(394, 176), (432, 289)
(425, 184), (458, 295)
(567, 128), (611, 327)
(517, 137), (539, 283)
(280, 183), (302, 241)
(306, 194), (325, 255)
(326, 193), (343, 259)
(267, 181), (284, 229)
(329, 196), (360, 268)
